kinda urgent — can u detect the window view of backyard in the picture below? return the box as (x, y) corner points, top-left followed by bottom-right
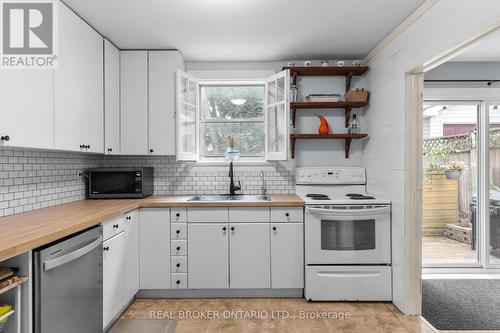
(199, 84), (265, 159)
(422, 103), (500, 266)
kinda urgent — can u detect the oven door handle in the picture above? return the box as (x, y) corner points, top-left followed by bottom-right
(306, 206), (390, 217)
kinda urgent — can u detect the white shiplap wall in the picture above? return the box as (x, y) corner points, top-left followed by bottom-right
(363, 0), (500, 314)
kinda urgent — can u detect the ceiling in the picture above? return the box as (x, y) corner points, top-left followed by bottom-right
(452, 29), (500, 62)
(63, 0), (424, 61)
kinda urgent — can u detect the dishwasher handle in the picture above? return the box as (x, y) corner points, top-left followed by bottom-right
(43, 236), (102, 271)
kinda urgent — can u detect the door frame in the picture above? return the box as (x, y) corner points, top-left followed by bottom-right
(405, 25), (500, 315)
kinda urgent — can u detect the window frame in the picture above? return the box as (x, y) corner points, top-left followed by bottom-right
(198, 80), (266, 162)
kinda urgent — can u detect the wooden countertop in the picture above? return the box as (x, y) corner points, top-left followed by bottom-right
(0, 195), (303, 262)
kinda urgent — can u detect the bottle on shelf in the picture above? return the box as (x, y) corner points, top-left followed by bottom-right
(348, 114), (359, 134)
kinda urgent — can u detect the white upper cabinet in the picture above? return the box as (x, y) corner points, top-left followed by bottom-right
(176, 70), (198, 161)
(0, 69), (54, 150)
(54, 2), (84, 152)
(81, 23), (104, 153)
(54, 2), (104, 153)
(104, 40), (120, 154)
(120, 51), (149, 155)
(149, 51), (185, 155)
(265, 69), (290, 160)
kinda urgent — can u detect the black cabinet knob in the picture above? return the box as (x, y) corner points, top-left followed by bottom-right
(103, 246), (109, 251)
(107, 148), (112, 152)
(285, 213), (290, 217)
(230, 227), (235, 231)
(113, 224), (119, 228)
(176, 230), (180, 234)
(273, 226), (277, 231)
(80, 144), (84, 149)
(176, 246), (181, 251)
(1, 135), (10, 142)
(87, 145), (91, 149)
(222, 227), (227, 231)
(176, 213), (180, 217)
(126, 216), (131, 220)
(176, 263), (181, 268)
(149, 149), (154, 153)
(176, 280), (181, 285)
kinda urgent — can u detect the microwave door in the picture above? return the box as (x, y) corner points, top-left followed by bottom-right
(90, 171), (139, 196)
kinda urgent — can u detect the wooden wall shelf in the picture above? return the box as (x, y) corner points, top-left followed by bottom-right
(283, 66), (369, 90)
(290, 134), (368, 159)
(290, 101), (369, 127)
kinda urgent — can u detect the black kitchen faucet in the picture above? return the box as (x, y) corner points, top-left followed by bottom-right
(228, 160), (241, 196)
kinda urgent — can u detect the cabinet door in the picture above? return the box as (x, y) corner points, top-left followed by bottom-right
(81, 23), (104, 153)
(0, 69), (54, 149)
(229, 223), (270, 288)
(149, 51), (184, 155)
(104, 40), (120, 154)
(139, 208), (171, 289)
(124, 210), (139, 301)
(54, 2), (84, 152)
(265, 69), (289, 160)
(188, 223), (229, 288)
(271, 223), (304, 288)
(120, 51), (148, 155)
(103, 232), (125, 329)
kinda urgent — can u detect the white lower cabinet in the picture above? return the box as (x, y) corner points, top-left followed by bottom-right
(140, 208), (171, 289)
(229, 223), (270, 289)
(123, 210), (140, 301)
(271, 223), (304, 288)
(103, 232), (125, 328)
(188, 223), (229, 289)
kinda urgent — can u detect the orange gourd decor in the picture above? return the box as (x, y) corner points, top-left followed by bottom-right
(317, 114), (330, 135)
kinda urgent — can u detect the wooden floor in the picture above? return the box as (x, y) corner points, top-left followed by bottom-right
(121, 298), (436, 333)
(423, 235), (476, 264)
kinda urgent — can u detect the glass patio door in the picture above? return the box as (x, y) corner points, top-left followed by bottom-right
(422, 101), (481, 267)
(487, 101), (500, 267)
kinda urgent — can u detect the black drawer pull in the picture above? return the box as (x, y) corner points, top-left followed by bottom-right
(176, 246), (181, 251)
(285, 213), (290, 217)
(176, 263), (181, 268)
(176, 280), (181, 285)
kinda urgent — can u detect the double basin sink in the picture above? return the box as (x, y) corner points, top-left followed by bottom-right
(188, 195), (271, 202)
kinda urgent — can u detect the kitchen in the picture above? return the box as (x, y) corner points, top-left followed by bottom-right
(1, 1), (499, 333)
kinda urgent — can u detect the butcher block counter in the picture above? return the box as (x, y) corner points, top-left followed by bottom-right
(0, 195), (304, 262)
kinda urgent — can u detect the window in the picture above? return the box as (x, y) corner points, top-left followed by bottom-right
(176, 70), (290, 162)
(199, 84), (265, 160)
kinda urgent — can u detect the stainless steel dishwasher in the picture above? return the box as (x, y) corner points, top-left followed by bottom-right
(33, 226), (103, 333)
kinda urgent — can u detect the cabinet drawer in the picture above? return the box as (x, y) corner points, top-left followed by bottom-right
(171, 240), (187, 256)
(171, 256), (187, 273)
(188, 208), (228, 222)
(171, 273), (188, 289)
(229, 208), (270, 222)
(171, 208), (187, 223)
(271, 207), (303, 223)
(171, 223), (187, 240)
(102, 215), (125, 241)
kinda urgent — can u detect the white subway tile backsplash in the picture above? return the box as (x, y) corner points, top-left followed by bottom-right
(0, 148), (295, 218)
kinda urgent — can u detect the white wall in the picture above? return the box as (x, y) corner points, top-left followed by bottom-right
(363, 0), (500, 314)
(187, 61), (367, 167)
(425, 61), (500, 88)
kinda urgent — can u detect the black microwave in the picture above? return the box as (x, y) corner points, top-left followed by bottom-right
(87, 167), (154, 199)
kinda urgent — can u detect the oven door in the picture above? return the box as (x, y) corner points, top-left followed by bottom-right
(305, 205), (391, 264)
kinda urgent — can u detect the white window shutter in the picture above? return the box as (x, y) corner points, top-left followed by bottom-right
(265, 69), (290, 160)
(176, 70), (199, 161)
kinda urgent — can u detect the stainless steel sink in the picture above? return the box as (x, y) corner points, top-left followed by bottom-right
(188, 195), (271, 202)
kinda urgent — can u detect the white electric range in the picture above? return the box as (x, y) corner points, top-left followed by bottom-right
(296, 167), (392, 301)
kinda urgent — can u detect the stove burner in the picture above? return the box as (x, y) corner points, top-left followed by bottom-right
(346, 193), (364, 197)
(349, 196), (376, 200)
(311, 197), (331, 200)
(306, 194), (330, 199)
